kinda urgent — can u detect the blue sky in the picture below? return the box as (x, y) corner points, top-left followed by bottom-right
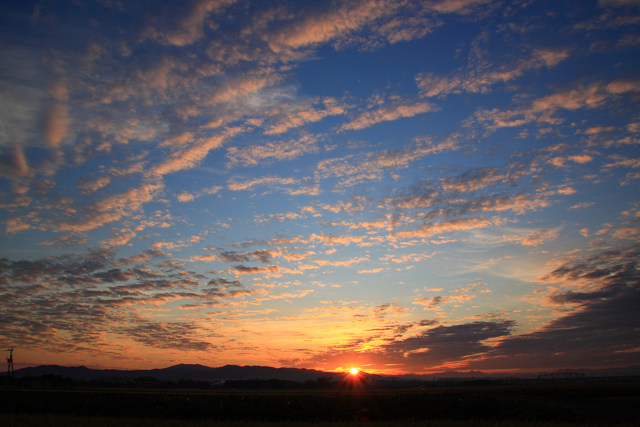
(1, 0), (639, 374)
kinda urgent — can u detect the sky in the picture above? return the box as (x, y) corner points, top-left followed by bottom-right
(1, 0), (639, 375)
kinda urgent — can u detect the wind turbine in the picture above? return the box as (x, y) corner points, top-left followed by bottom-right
(6, 348), (14, 377)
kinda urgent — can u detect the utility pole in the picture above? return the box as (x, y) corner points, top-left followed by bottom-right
(6, 348), (14, 377)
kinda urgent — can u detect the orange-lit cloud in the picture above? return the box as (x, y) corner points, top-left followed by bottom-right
(151, 129), (242, 177)
(142, 0), (237, 47)
(227, 175), (297, 191)
(340, 100), (438, 131)
(475, 80), (640, 131)
(502, 228), (559, 246)
(265, 98), (347, 135)
(227, 134), (320, 167)
(266, 0), (399, 53)
(417, 48), (570, 98)
(390, 217), (497, 241)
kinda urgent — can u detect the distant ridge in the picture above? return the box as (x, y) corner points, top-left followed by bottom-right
(13, 364), (349, 383)
(12, 364), (640, 383)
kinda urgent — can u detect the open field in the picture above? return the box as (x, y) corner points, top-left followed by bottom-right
(1, 382), (638, 426)
(1, 413), (635, 427)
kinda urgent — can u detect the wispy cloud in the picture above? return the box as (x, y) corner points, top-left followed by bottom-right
(502, 228), (559, 246)
(227, 175), (297, 191)
(151, 128), (244, 177)
(474, 80), (640, 132)
(417, 48), (570, 97)
(141, 0), (237, 47)
(315, 137), (456, 187)
(264, 98), (347, 135)
(265, 0), (401, 53)
(390, 217), (499, 241)
(340, 100), (438, 131)
(227, 133), (320, 167)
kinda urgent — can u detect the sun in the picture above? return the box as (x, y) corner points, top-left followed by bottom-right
(349, 367), (359, 375)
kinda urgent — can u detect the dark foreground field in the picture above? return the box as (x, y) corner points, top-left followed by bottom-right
(1, 382), (638, 426)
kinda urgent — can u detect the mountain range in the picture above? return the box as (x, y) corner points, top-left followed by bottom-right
(11, 364), (640, 383)
(13, 364), (350, 383)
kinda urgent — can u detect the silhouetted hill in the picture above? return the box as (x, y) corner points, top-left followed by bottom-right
(13, 364), (349, 383)
(13, 364), (640, 384)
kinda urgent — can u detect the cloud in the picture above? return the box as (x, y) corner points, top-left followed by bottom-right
(315, 137), (455, 187)
(141, 0), (236, 47)
(413, 295), (448, 310)
(227, 175), (297, 191)
(602, 154), (640, 170)
(264, 98), (347, 134)
(474, 79), (640, 131)
(190, 254), (218, 262)
(219, 249), (275, 263)
(383, 320), (513, 364)
(226, 133), (320, 167)
(0, 250), (112, 288)
(5, 217), (32, 234)
(548, 153), (594, 167)
(43, 103), (69, 149)
(598, 0), (640, 7)
(358, 268), (384, 274)
(77, 176), (111, 194)
(41, 80), (70, 149)
(440, 167), (505, 193)
(108, 161), (146, 177)
(569, 202), (595, 211)
(288, 185), (321, 196)
(303, 232), (367, 247)
(0, 145), (30, 179)
(381, 251), (436, 264)
(0, 244), (305, 357)
(428, 0), (494, 14)
(232, 265), (281, 275)
(613, 226), (640, 239)
(339, 100), (438, 131)
(389, 217), (497, 241)
(502, 228), (559, 246)
(316, 256), (369, 267)
(304, 319), (514, 372)
(471, 244), (640, 370)
(333, 218), (391, 231)
(176, 185), (223, 202)
(375, 15), (434, 44)
(151, 128), (242, 177)
(177, 192), (195, 202)
(208, 72), (279, 106)
(103, 230), (137, 248)
(371, 302), (409, 319)
(416, 48), (570, 97)
(262, 0), (492, 57)
(265, 0), (401, 53)
(385, 182), (552, 233)
(263, 289), (314, 300)
(0, 45), (47, 150)
(58, 179), (164, 232)
(116, 318), (214, 351)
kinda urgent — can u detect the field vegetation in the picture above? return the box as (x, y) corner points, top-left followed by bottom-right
(1, 380), (638, 426)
